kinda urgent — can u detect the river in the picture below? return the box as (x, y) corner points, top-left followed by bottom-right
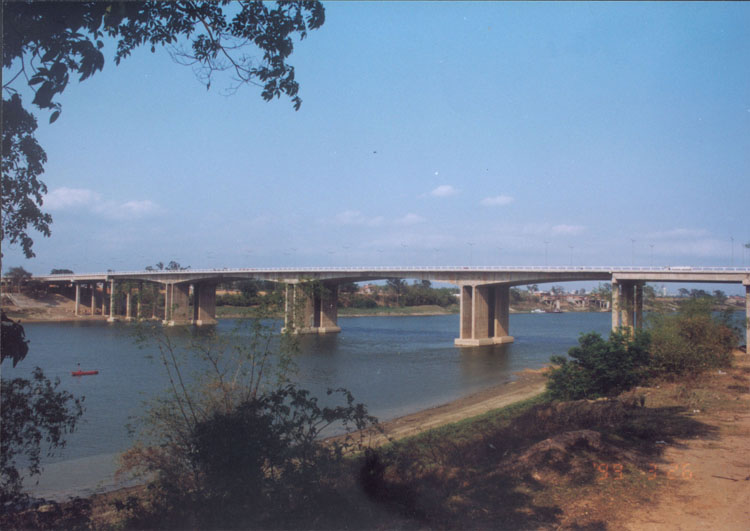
(5, 312), (614, 500)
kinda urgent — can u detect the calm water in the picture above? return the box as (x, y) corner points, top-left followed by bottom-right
(5, 312), (613, 499)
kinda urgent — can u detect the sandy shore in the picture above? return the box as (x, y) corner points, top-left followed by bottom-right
(338, 368), (548, 447)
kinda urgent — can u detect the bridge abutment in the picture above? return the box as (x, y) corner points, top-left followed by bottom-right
(455, 283), (514, 346)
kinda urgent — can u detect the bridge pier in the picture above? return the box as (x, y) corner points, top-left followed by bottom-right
(193, 282), (217, 325)
(164, 283), (191, 326)
(455, 283), (514, 347)
(745, 283), (749, 350)
(283, 282), (341, 334)
(75, 283), (81, 316)
(612, 278), (644, 334)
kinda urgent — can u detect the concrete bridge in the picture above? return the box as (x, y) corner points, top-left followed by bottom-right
(31, 266), (750, 348)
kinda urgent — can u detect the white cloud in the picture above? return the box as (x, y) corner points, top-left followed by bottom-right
(44, 187), (101, 209)
(334, 210), (384, 227)
(430, 184), (459, 197)
(551, 224), (586, 236)
(480, 195), (514, 206)
(395, 213), (426, 225)
(43, 187), (161, 220)
(520, 223), (586, 236)
(119, 200), (159, 216)
(645, 228), (710, 240)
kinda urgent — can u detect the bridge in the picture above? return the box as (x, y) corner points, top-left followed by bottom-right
(29, 266), (750, 348)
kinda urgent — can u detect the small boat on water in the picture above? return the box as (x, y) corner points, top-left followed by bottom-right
(71, 370), (99, 376)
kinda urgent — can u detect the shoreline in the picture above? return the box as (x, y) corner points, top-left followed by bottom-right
(328, 367), (548, 447)
(25, 367), (549, 503)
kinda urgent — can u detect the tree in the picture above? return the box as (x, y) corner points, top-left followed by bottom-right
(5, 265), (32, 292)
(120, 312), (376, 528)
(3, 1), (325, 259)
(50, 268), (74, 274)
(1, 94), (51, 259)
(546, 331), (651, 400)
(1, 368), (85, 505)
(648, 298), (736, 377)
(386, 278), (406, 306)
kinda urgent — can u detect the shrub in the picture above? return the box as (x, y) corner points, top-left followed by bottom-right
(1, 368), (84, 505)
(546, 331), (650, 400)
(648, 298), (737, 378)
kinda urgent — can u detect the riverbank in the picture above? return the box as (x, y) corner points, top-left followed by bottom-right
(9, 351), (749, 529)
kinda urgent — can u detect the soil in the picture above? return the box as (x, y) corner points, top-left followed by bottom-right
(618, 350), (750, 531)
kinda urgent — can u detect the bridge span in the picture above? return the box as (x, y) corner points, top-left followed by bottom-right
(32, 266), (750, 348)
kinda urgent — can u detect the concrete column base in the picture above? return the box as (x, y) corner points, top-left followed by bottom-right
(164, 319), (193, 327)
(281, 325), (342, 335)
(107, 316), (118, 323)
(193, 318), (218, 326)
(455, 335), (514, 347)
(317, 326), (342, 334)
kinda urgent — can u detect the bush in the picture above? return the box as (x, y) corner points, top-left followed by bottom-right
(119, 385), (377, 529)
(1, 368), (85, 505)
(546, 331), (650, 400)
(648, 298), (737, 378)
(350, 295), (378, 309)
(120, 316), (378, 528)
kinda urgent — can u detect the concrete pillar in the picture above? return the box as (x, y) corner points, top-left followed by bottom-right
(137, 284), (142, 320)
(125, 292), (132, 321)
(75, 284), (80, 316)
(621, 281), (634, 333)
(493, 285), (514, 343)
(164, 284), (172, 322)
(107, 279), (116, 322)
(166, 283), (191, 325)
(193, 283), (217, 325)
(319, 283), (341, 333)
(459, 284), (473, 341)
(455, 283), (513, 346)
(472, 285), (492, 341)
(634, 283), (644, 330)
(91, 283), (96, 315)
(283, 283), (331, 334)
(611, 279), (620, 331)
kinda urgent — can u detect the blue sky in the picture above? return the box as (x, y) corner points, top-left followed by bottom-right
(4, 2), (750, 291)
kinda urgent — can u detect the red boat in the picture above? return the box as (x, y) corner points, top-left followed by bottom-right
(71, 370), (99, 376)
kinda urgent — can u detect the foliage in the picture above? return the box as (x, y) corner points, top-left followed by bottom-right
(119, 307), (377, 528)
(49, 268), (74, 275)
(4, 265), (32, 291)
(2, 1), (324, 258)
(648, 298), (737, 378)
(546, 331), (651, 400)
(1, 95), (52, 259)
(1, 368), (85, 505)
(1, 311), (30, 367)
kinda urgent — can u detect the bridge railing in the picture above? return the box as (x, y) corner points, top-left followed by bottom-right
(30, 265), (750, 281)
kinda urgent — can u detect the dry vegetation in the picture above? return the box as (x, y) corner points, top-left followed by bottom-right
(3, 351), (748, 530)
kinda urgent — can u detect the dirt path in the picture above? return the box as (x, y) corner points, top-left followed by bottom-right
(622, 352), (750, 531)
